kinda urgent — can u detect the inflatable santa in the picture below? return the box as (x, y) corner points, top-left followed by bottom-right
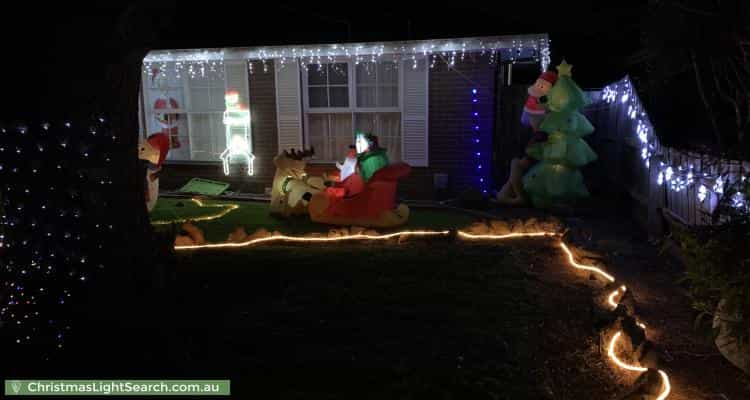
(308, 132), (411, 228)
(497, 70), (558, 205)
(521, 70), (558, 131)
(153, 96), (182, 149)
(150, 67), (183, 150)
(138, 133), (171, 211)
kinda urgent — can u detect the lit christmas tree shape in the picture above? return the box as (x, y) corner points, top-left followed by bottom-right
(220, 91), (255, 176)
(523, 61), (598, 208)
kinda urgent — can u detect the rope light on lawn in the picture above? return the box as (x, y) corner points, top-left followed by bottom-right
(457, 231), (558, 240)
(172, 227), (672, 398)
(151, 198), (239, 225)
(174, 230), (451, 250)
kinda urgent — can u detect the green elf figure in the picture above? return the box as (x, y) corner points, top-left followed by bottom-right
(354, 131), (389, 182)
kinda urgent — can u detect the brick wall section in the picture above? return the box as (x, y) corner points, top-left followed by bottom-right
(246, 60), (279, 190)
(160, 61), (278, 193)
(399, 54), (497, 199)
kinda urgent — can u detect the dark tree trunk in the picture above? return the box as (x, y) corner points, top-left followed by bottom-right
(59, 4), (182, 375)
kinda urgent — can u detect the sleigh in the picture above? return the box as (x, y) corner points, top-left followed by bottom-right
(308, 162), (412, 228)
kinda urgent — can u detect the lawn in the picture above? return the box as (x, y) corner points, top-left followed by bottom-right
(150, 197), (479, 242)
(162, 239), (614, 399)
(146, 197), (616, 398)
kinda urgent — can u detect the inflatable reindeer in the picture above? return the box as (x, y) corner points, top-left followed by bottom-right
(270, 147), (326, 217)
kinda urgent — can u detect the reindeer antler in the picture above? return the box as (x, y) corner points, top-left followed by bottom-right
(300, 147), (315, 158)
(282, 147), (315, 160)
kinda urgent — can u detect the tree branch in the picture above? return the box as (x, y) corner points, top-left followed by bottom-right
(709, 59), (742, 132)
(691, 50), (725, 150)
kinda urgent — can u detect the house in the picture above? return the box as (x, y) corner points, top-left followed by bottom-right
(139, 35), (550, 199)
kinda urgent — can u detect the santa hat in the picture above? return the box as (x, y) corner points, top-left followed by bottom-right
(539, 70), (558, 85)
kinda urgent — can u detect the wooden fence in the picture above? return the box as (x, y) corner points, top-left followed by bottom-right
(583, 79), (749, 234)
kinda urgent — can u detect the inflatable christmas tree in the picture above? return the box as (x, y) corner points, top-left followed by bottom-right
(523, 61), (597, 208)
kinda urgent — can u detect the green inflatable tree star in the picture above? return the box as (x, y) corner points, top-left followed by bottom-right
(523, 61), (598, 208)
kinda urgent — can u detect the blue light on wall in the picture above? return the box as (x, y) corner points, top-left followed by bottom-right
(471, 88), (488, 194)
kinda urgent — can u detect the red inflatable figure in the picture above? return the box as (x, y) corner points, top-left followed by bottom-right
(309, 133), (411, 228)
(139, 133), (171, 211)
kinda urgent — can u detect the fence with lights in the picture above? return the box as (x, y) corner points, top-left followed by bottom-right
(591, 76), (749, 227)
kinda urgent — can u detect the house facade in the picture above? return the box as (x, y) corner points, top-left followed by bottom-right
(139, 35), (549, 199)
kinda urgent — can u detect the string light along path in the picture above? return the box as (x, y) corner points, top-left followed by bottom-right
(173, 226), (672, 398)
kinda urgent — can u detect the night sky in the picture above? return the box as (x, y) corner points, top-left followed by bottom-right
(1, 2), (645, 121)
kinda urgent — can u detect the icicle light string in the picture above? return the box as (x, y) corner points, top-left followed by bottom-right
(173, 227), (672, 398)
(143, 36), (550, 79)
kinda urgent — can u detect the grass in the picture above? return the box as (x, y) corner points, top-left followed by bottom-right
(144, 198), (611, 398)
(165, 239), (598, 399)
(150, 197), (478, 242)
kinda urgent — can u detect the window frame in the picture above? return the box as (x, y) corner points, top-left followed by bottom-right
(301, 55), (403, 164)
(301, 57), (354, 114)
(140, 63), (229, 165)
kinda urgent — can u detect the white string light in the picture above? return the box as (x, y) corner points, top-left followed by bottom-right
(598, 76), (747, 211)
(144, 35), (551, 76)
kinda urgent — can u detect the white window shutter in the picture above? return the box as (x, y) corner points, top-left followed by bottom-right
(224, 60), (250, 105)
(274, 61), (303, 152)
(401, 56), (429, 167)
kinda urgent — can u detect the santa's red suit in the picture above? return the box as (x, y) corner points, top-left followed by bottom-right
(326, 148), (364, 199)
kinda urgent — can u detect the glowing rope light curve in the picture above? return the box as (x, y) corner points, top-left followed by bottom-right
(457, 231), (558, 240)
(151, 198), (239, 225)
(558, 242), (616, 282)
(175, 230), (450, 250)
(608, 331), (647, 372)
(608, 286), (627, 309)
(608, 332), (671, 399)
(657, 370), (671, 400)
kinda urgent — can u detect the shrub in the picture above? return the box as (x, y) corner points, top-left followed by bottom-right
(675, 179), (750, 343)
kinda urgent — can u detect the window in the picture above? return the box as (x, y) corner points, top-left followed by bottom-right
(303, 60), (401, 163)
(307, 63), (349, 108)
(356, 61), (398, 108)
(307, 114), (353, 163)
(140, 62), (240, 162)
